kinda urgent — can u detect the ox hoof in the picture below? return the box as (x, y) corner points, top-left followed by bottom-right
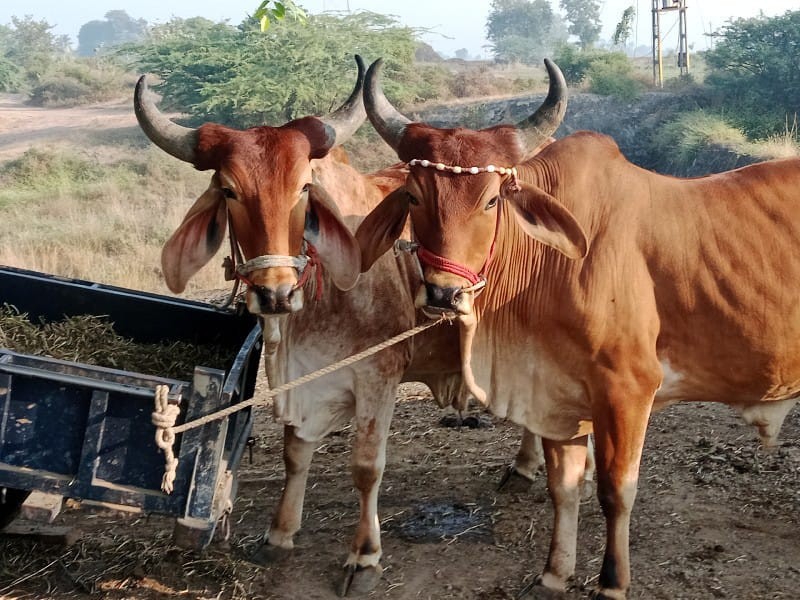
(497, 466), (535, 492)
(337, 563), (383, 596)
(516, 575), (565, 599)
(248, 542), (292, 565)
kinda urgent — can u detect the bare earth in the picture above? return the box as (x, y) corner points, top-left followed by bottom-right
(0, 94), (138, 163)
(0, 99), (799, 600)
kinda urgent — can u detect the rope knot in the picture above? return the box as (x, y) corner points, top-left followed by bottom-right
(152, 384), (181, 494)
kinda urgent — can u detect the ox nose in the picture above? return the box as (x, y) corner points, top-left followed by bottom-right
(424, 283), (463, 310)
(252, 283), (296, 314)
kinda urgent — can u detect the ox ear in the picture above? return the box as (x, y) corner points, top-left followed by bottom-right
(354, 188), (410, 273)
(506, 182), (588, 259)
(306, 183), (361, 291)
(161, 182), (227, 293)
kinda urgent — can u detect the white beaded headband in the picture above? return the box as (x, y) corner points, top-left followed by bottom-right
(408, 158), (517, 177)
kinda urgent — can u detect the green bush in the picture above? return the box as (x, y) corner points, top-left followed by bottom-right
(703, 11), (800, 137)
(28, 58), (128, 106)
(0, 55), (23, 92)
(553, 45), (643, 100)
(587, 53), (644, 101)
(553, 43), (597, 85)
(649, 110), (748, 172)
(127, 12), (443, 128)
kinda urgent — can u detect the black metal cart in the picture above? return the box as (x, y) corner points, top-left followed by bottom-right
(0, 266), (262, 549)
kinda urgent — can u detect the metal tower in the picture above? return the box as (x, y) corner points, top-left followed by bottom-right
(652, 0), (689, 87)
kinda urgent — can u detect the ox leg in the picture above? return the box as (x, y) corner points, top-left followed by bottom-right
(590, 387), (654, 600)
(581, 434), (597, 500)
(338, 388), (395, 596)
(498, 428), (544, 491)
(251, 425), (315, 563)
(519, 435), (588, 597)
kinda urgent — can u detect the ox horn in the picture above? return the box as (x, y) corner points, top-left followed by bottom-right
(318, 55), (368, 146)
(363, 58), (412, 152)
(134, 75), (198, 164)
(516, 58), (568, 150)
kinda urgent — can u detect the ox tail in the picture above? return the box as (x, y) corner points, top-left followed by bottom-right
(458, 313), (488, 405)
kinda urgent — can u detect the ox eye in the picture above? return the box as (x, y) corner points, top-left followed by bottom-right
(221, 187), (237, 200)
(301, 183), (310, 194)
(485, 196), (499, 210)
(407, 192), (419, 206)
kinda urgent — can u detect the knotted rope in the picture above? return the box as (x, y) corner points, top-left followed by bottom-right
(152, 317), (445, 493)
(152, 385), (181, 493)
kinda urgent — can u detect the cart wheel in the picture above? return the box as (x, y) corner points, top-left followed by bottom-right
(0, 487), (31, 529)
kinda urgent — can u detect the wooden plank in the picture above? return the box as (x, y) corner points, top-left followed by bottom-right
(1, 520), (81, 546)
(19, 491), (63, 523)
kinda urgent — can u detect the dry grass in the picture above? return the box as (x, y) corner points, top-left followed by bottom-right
(0, 304), (235, 379)
(0, 145), (228, 295)
(751, 117), (800, 160)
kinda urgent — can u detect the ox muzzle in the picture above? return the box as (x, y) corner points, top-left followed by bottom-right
(228, 246), (321, 316)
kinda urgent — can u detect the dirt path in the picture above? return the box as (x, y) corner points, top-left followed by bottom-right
(0, 94), (139, 162)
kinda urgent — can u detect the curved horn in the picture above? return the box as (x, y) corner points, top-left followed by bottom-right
(364, 58), (412, 152)
(134, 75), (198, 164)
(516, 58), (568, 149)
(318, 55), (368, 147)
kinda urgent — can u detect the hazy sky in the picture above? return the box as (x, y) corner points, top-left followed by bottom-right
(2, 0), (798, 57)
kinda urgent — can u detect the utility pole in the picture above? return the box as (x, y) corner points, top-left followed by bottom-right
(652, 0), (689, 87)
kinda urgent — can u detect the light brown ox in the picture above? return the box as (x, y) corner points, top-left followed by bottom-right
(134, 57), (550, 595)
(356, 58), (800, 599)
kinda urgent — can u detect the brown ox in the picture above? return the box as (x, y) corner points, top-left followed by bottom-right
(356, 58), (800, 599)
(134, 57), (550, 595)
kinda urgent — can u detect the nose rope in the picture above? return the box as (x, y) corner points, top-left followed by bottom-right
(399, 157), (511, 292)
(222, 211), (323, 303)
(291, 243), (324, 301)
(396, 196), (502, 295)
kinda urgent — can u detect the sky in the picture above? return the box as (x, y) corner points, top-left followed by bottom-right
(1, 0), (798, 58)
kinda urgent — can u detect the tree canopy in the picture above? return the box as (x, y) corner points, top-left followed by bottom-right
(560, 0), (602, 49)
(77, 10), (147, 56)
(0, 16), (69, 90)
(126, 12), (444, 128)
(704, 10), (800, 136)
(486, 0), (567, 64)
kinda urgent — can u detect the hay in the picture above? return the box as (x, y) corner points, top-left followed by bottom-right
(0, 303), (234, 380)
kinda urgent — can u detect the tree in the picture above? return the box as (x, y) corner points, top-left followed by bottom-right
(704, 10), (800, 136)
(1, 16), (66, 87)
(77, 10), (147, 56)
(127, 12), (444, 127)
(560, 0), (601, 49)
(613, 6), (636, 48)
(486, 0), (568, 64)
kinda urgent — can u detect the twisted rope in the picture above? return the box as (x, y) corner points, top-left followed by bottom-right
(152, 316), (445, 493)
(152, 385), (181, 493)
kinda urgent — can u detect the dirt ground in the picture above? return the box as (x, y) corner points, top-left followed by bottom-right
(1, 98), (799, 600)
(0, 94), (138, 162)
(0, 377), (799, 600)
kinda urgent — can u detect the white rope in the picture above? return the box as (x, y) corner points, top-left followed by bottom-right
(237, 254), (309, 275)
(152, 384), (180, 493)
(151, 317), (445, 493)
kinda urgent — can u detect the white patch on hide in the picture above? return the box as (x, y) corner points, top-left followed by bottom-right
(733, 397), (798, 447)
(655, 359), (687, 403)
